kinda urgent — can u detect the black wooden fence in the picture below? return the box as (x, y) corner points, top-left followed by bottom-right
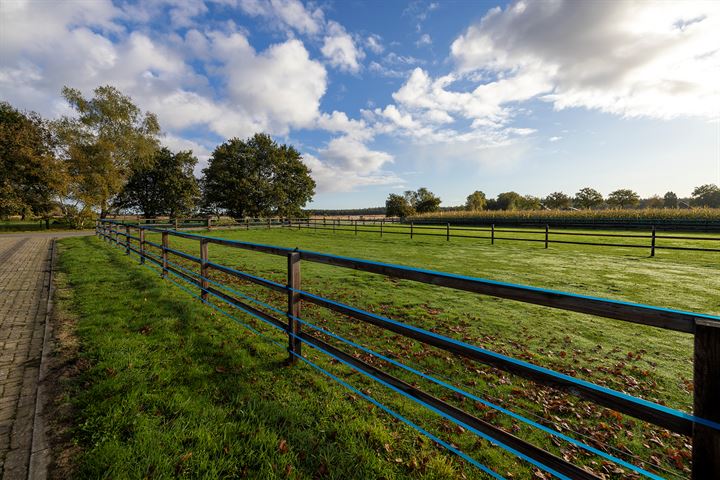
(97, 219), (720, 479)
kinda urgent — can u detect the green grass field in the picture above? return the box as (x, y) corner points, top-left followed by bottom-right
(58, 226), (720, 479)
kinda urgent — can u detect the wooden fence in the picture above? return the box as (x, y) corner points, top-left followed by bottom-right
(96, 219), (720, 479)
(278, 218), (720, 257)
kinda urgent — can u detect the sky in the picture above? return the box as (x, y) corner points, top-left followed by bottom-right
(1, 0), (719, 208)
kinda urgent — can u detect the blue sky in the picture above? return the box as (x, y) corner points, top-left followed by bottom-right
(1, 0), (719, 208)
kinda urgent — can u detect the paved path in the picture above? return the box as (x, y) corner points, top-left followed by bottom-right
(0, 231), (91, 480)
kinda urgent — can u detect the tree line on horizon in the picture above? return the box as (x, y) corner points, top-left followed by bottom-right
(1, 85), (315, 228)
(385, 186), (720, 217)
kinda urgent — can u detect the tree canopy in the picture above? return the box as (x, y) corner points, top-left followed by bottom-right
(574, 187), (604, 209)
(115, 147), (200, 218)
(544, 192), (572, 209)
(55, 85), (160, 217)
(0, 102), (65, 220)
(691, 184), (720, 208)
(465, 191), (487, 211)
(607, 189), (640, 209)
(201, 134), (315, 218)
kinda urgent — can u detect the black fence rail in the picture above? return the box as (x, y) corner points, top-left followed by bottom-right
(96, 219), (720, 478)
(277, 218), (720, 256)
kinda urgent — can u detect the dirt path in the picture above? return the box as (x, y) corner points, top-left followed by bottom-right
(0, 232), (90, 480)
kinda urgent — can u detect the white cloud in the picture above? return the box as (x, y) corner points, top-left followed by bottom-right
(235, 0), (324, 35)
(321, 21), (365, 73)
(366, 34), (384, 54)
(450, 0), (720, 119)
(549, 136), (562, 142)
(416, 33), (432, 47)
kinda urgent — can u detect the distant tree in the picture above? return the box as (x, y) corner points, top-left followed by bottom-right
(465, 190), (487, 211)
(115, 147), (200, 217)
(201, 134), (315, 218)
(496, 191), (522, 210)
(386, 193), (414, 217)
(485, 198), (499, 210)
(0, 102), (66, 224)
(518, 195), (541, 210)
(691, 184), (720, 208)
(645, 195), (663, 209)
(465, 190), (487, 212)
(607, 189), (640, 209)
(55, 85), (160, 217)
(410, 187), (441, 213)
(574, 187), (604, 209)
(663, 191), (678, 208)
(544, 191), (572, 209)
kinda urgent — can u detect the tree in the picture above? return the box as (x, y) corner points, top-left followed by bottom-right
(607, 189), (640, 209)
(518, 195), (541, 210)
(691, 184), (720, 208)
(410, 187), (441, 213)
(385, 193), (414, 217)
(0, 102), (66, 224)
(115, 147), (200, 217)
(645, 195), (663, 209)
(496, 191), (522, 210)
(465, 191), (487, 211)
(201, 134), (315, 218)
(663, 191), (678, 208)
(574, 187), (603, 209)
(544, 191), (572, 209)
(55, 85), (160, 217)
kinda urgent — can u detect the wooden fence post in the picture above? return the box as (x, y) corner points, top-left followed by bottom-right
(355, 220), (358, 236)
(174, 218), (179, 230)
(200, 239), (209, 301)
(693, 319), (720, 479)
(333, 220), (336, 233)
(545, 224), (549, 249)
(287, 252), (302, 364)
(267, 218), (271, 229)
(139, 228), (145, 264)
(491, 224), (495, 245)
(447, 223), (450, 241)
(161, 231), (169, 278)
(380, 220), (383, 238)
(125, 225), (130, 254)
(411, 222), (414, 239)
(207, 217), (212, 230)
(651, 226), (656, 257)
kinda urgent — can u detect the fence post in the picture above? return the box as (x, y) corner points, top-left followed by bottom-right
(161, 231), (169, 278)
(380, 220), (383, 238)
(545, 224), (549, 249)
(267, 218), (270, 229)
(651, 226), (656, 257)
(491, 224), (495, 245)
(333, 220), (336, 233)
(447, 223), (450, 241)
(207, 217), (212, 230)
(174, 218), (179, 230)
(200, 239), (209, 301)
(139, 227), (145, 264)
(411, 222), (414, 239)
(355, 220), (358, 236)
(287, 252), (302, 364)
(125, 225), (130, 254)
(692, 319), (720, 479)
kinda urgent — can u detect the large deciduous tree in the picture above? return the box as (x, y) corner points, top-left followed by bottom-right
(607, 189), (640, 209)
(0, 102), (66, 223)
(201, 134), (315, 218)
(691, 184), (720, 208)
(115, 147), (200, 217)
(663, 191), (678, 208)
(55, 85), (160, 217)
(385, 193), (414, 217)
(574, 187), (604, 209)
(496, 191), (522, 210)
(465, 191), (487, 211)
(544, 191), (572, 209)
(408, 187), (441, 213)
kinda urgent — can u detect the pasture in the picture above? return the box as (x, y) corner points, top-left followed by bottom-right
(58, 225), (719, 478)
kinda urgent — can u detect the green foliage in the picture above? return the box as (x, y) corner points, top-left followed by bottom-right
(663, 191), (678, 209)
(464, 191), (486, 211)
(495, 191), (522, 210)
(409, 208), (720, 223)
(543, 192), (572, 209)
(201, 134), (315, 218)
(0, 102), (65, 219)
(691, 184), (720, 208)
(518, 195), (541, 210)
(115, 147), (200, 217)
(408, 187), (441, 213)
(607, 189), (640, 209)
(385, 193), (415, 217)
(574, 187), (604, 209)
(55, 85), (160, 216)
